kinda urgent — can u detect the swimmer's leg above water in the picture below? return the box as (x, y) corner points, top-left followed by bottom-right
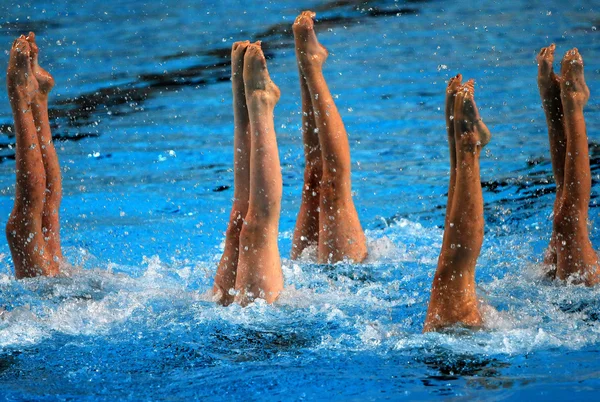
(213, 42), (283, 305)
(290, 27), (321, 260)
(424, 78), (491, 332)
(6, 33), (62, 278)
(542, 46), (599, 284)
(291, 11), (367, 264)
(27, 33), (63, 270)
(213, 41), (252, 305)
(537, 44), (565, 270)
(234, 42), (284, 304)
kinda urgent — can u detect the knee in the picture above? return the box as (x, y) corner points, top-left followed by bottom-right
(239, 219), (264, 246)
(5, 217), (17, 244)
(45, 185), (62, 208)
(229, 202), (248, 221)
(319, 174), (350, 197)
(5, 212), (41, 252)
(440, 242), (481, 265)
(245, 192), (281, 223)
(239, 216), (278, 244)
(6, 208), (42, 238)
(303, 167), (322, 190)
(322, 159), (350, 182)
(15, 180), (47, 217)
(554, 206), (584, 236)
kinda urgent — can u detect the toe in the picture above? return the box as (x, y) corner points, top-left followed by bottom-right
(232, 40), (250, 54)
(448, 73), (462, 90)
(294, 11), (316, 29)
(12, 38), (31, 60)
(454, 90), (465, 116)
(561, 48), (584, 75)
(538, 44), (556, 69)
(245, 44), (267, 68)
(303, 10), (316, 19)
(463, 79), (475, 95)
(564, 48), (581, 62)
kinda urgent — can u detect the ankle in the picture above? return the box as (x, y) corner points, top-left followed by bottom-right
(299, 63), (323, 79)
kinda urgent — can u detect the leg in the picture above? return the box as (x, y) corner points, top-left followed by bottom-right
(424, 80), (491, 332)
(442, 74), (462, 245)
(537, 44), (565, 269)
(554, 48), (599, 285)
(234, 42), (283, 305)
(26, 33), (63, 272)
(293, 11), (367, 264)
(213, 41), (252, 305)
(291, 52), (322, 259)
(5, 36), (53, 278)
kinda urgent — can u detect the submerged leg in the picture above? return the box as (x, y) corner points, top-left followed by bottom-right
(5, 37), (53, 278)
(424, 80), (491, 332)
(213, 41), (252, 305)
(293, 11), (367, 264)
(234, 42), (283, 305)
(26, 32), (63, 272)
(554, 48), (599, 285)
(537, 44), (565, 269)
(291, 56), (322, 259)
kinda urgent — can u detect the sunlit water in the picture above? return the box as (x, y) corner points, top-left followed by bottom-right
(0, 0), (599, 399)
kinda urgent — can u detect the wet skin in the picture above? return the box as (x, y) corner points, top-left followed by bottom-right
(537, 45), (599, 285)
(213, 42), (283, 306)
(291, 11), (368, 264)
(6, 33), (63, 278)
(424, 77), (491, 332)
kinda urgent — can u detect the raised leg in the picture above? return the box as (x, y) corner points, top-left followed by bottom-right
(234, 42), (283, 305)
(537, 44), (565, 269)
(442, 74), (462, 245)
(553, 48), (599, 285)
(26, 32), (62, 272)
(291, 41), (322, 259)
(293, 11), (367, 264)
(213, 41), (252, 305)
(424, 80), (491, 332)
(5, 36), (54, 278)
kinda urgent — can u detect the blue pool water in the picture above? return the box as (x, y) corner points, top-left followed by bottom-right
(0, 0), (599, 399)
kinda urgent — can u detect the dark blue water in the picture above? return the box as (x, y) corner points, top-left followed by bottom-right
(0, 0), (599, 400)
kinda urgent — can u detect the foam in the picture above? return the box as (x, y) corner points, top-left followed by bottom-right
(0, 218), (599, 360)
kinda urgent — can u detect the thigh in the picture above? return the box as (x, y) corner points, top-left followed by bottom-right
(235, 223), (283, 304)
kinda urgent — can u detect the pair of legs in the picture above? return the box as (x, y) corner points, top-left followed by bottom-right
(424, 76), (492, 332)
(290, 11), (367, 264)
(6, 33), (63, 279)
(537, 45), (599, 285)
(212, 41), (283, 306)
